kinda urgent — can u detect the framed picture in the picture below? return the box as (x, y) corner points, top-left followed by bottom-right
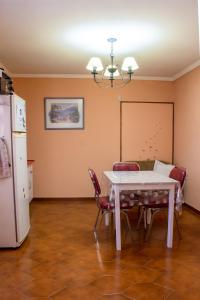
(44, 97), (84, 129)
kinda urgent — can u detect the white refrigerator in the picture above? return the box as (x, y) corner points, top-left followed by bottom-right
(0, 94), (30, 247)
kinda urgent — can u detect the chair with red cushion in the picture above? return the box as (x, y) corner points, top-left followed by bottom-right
(137, 166), (186, 241)
(88, 168), (135, 242)
(111, 161), (140, 205)
(113, 161), (140, 171)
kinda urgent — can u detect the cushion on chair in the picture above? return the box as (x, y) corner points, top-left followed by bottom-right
(169, 166), (186, 188)
(153, 160), (174, 176)
(99, 196), (115, 209)
(113, 162), (140, 171)
(129, 160), (155, 171)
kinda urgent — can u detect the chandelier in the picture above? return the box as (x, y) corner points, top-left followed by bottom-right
(86, 38), (139, 88)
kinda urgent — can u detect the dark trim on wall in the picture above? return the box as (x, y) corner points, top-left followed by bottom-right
(32, 197), (93, 201)
(120, 101), (174, 163)
(172, 102), (174, 163)
(184, 203), (200, 215)
(120, 102), (122, 161)
(32, 199), (200, 215)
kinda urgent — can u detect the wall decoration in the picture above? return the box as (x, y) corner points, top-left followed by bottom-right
(44, 97), (84, 129)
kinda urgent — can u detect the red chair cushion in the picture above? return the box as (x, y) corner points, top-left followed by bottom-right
(169, 166), (186, 188)
(113, 162), (140, 171)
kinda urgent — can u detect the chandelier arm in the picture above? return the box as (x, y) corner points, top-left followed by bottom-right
(93, 72), (115, 88)
(93, 74), (110, 88)
(87, 37), (138, 88)
(94, 79), (114, 88)
(94, 76), (134, 88)
(93, 70), (134, 88)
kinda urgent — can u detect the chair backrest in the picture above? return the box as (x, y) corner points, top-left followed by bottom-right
(113, 161), (140, 171)
(88, 168), (101, 196)
(169, 166), (186, 188)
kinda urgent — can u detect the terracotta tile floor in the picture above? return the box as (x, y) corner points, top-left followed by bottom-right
(0, 199), (200, 299)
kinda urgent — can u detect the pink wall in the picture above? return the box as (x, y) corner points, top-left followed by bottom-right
(174, 66), (200, 210)
(13, 78), (174, 198)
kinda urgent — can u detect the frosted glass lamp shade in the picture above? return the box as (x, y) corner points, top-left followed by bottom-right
(121, 57), (139, 72)
(86, 57), (103, 72)
(104, 65), (120, 77)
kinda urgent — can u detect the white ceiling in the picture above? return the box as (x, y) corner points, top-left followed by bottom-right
(0, 0), (199, 78)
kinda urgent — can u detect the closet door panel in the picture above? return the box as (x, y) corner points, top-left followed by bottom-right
(121, 102), (173, 163)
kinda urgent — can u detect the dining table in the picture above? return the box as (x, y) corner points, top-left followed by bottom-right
(104, 170), (178, 251)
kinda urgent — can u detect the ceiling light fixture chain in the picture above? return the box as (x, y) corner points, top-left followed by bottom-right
(86, 37), (139, 88)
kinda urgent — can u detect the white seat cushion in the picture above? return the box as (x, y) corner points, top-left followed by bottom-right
(153, 160), (174, 177)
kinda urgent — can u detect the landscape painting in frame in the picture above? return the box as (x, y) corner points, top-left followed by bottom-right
(44, 98), (84, 129)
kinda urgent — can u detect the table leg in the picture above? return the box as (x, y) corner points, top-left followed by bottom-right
(167, 186), (175, 248)
(113, 184), (121, 251)
(146, 208), (151, 225)
(105, 214), (110, 226)
(105, 184), (113, 227)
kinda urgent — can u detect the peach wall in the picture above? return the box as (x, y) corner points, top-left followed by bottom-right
(13, 78), (174, 198)
(174, 66), (200, 210)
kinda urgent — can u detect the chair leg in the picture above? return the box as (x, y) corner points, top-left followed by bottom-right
(137, 205), (141, 220)
(145, 209), (160, 241)
(93, 208), (101, 241)
(110, 212), (116, 238)
(144, 210), (153, 241)
(99, 210), (108, 228)
(94, 208), (101, 231)
(144, 208), (148, 230)
(142, 208), (182, 242)
(136, 206), (144, 230)
(174, 211), (182, 240)
(121, 210), (134, 242)
(94, 209), (109, 240)
(110, 212), (114, 228)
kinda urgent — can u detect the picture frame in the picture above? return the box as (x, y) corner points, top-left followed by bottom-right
(44, 97), (84, 130)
